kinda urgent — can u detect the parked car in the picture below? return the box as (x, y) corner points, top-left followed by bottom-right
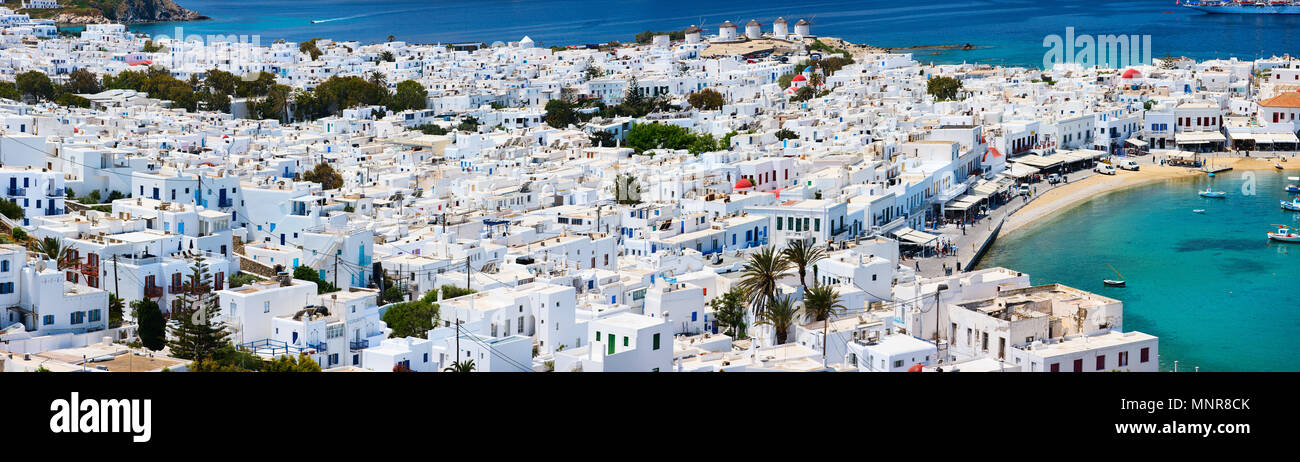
(1117, 159), (1140, 171)
(1047, 173), (1061, 184)
(1093, 164), (1116, 175)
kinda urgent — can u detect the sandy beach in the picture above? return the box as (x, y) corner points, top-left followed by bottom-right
(1001, 156), (1295, 237)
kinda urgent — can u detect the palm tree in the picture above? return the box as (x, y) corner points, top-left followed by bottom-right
(758, 294), (799, 345)
(443, 359), (475, 372)
(781, 238), (825, 290)
(367, 70), (387, 89)
(33, 237), (71, 269)
(803, 284), (847, 362)
(736, 246), (791, 316)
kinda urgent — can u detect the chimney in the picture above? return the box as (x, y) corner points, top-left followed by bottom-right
(277, 271), (291, 286)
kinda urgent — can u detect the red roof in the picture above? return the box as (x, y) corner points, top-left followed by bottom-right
(791, 74), (807, 82)
(908, 364), (925, 372)
(734, 178), (753, 189)
(1121, 69), (1141, 79)
(127, 60), (152, 66)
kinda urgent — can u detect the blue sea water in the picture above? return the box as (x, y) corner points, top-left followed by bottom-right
(124, 0), (1300, 67)
(978, 169), (1300, 372)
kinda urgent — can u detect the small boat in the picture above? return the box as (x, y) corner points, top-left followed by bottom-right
(1103, 264), (1126, 287)
(1276, 163), (1285, 170)
(1199, 187), (1227, 198)
(1287, 184), (1300, 193)
(1193, 209), (1206, 214)
(1283, 199), (1300, 211)
(1268, 225), (1300, 242)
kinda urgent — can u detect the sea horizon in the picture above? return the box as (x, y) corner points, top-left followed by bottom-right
(111, 0), (1300, 68)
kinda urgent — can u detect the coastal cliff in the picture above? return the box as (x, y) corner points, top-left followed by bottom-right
(28, 0), (207, 25)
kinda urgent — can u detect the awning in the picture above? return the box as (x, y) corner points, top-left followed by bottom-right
(1012, 154), (1061, 169)
(891, 227), (939, 246)
(1175, 131), (1226, 144)
(1007, 163), (1041, 178)
(944, 195), (983, 211)
(1125, 139), (1147, 147)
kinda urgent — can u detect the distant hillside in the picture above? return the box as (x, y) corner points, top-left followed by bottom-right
(17, 0), (207, 24)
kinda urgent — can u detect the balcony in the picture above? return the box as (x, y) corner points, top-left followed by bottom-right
(168, 284), (184, 295)
(46, 187), (65, 198)
(45, 207), (64, 216)
(307, 341), (328, 352)
(349, 339), (369, 350)
(79, 262), (99, 276)
(144, 285), (163, 298)
(6, 187), (25, 196)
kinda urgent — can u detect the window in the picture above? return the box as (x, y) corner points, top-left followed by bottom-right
(1, 260), (7, 272)
(1050, 363), (1060, 372)
(1096, 355), (1105, 370)
(623, 336), (629, 347)
(43, 315), (53, 325)
(1140, 347), (1150, 363)
(517, 316), (524, 333)
(0, 282), (12, 294)
(892, 359), (903, 368)
(423, 353), (429, 363)
(1073, 358), (1083, 372)
(776, 217), (782, 230)
(652, 333), (660, 350)
(595, 331), (601, 341)
(1119, 351), (1129, 367)
(264, 301), (270, 313)
(88, 309), (101, 323)
(70, 311), (85, 324)
(814, 218), (820, 232)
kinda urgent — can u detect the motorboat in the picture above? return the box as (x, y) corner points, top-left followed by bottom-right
(1199, 187), (1227, 198)
(1193, 209), (1206, 214)
(1282, 198), (1300, 211)
(1287, 184), (1300, 193)
(1268, 225), (1300, 242)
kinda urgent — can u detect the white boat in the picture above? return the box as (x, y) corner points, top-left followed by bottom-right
(1283, 199), (1300, 211)
(1193, 209), (1206, 214)
(1199, 187), (1227, 198)
(1268, 225), (1300, 242)
(1287, 184), (1300, 193)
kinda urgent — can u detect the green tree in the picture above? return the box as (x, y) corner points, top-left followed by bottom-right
(416, 124), (449, 135)
(293, 265), (339, 293)
(791, 86), (816, 102)
(778, 73), (795, 89)
(382, 299), (440, 339)
(301, 162), (344, 190)
(544, 99), (578, 128)
(774, 128), (798, 140)
(379, 50), (396, 62)
(781, 238), (826, 291)
(737, 246), (791, 316)
(33, 237), (72, 269)
(802, 284), (846, 361)
(235, 72), (277, 98)
(387, 79), (427, 112)
(709, 287), (748, 339)
(167, 256), (231, 361)
(926, 76), (963, 101)
(264, 353), (323, 372)
(108, 293), (125, 328)
(687, 88), (726, 110)
(299, 38), (324, 60)
(65, 68), (102, 94)
(758, 294), (799, 344)
(133, 299), (166, 351)
(0, 81), (20, 100)
(457, 116), (480, 132)
(443, 359), (475, 372)
(203, 68), (239, 96)
(0, 199), (23, 220)
(15, 70), (55, 102)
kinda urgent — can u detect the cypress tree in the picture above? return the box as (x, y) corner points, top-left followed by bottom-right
(167, 256), (230, 360)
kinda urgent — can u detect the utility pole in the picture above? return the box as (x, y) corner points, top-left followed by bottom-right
(333, 254), (339, 289)
(465, 255), (470, 291)
(112, 253), (120, 297)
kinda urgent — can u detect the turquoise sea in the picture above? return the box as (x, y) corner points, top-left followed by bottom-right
(979, 169), (1300, 372)
(120, 0), (1300, 67)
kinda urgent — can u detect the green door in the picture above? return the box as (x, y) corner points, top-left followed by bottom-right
(608, 337), (615, 355)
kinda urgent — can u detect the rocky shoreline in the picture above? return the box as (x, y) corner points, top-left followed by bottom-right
(43, 0), (208, 26)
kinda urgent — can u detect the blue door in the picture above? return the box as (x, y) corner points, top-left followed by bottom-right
(280, 233), (285, 245)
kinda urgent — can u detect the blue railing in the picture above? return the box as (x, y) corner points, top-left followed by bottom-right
(349, 339), (369, 350)
(47, 188), (64, 197)
(6, 187), (25, 196)
(218, 198), (234, 208)
(44, 207), (63, 216)
(307, 341), (327, 352)
(240, 339), (309, 357)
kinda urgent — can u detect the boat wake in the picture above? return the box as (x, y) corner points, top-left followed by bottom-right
(312, 6), (444, 24)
